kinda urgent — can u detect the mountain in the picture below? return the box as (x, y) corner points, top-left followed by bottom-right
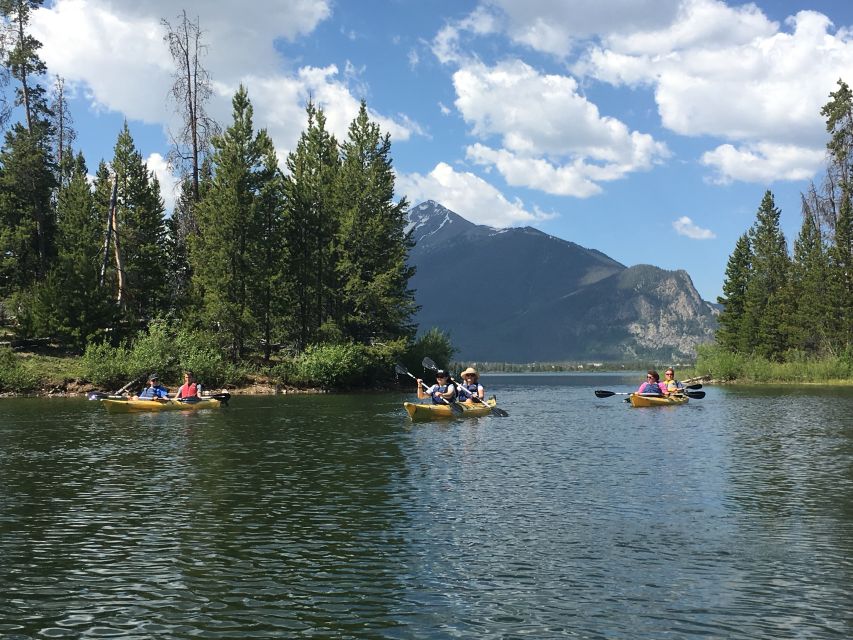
(405, 200), (717, 362)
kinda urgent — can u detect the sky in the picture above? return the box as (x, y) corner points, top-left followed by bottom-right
(26, 0), (853, 301)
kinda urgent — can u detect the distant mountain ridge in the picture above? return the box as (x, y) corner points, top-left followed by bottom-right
(406, 200), (717, 362)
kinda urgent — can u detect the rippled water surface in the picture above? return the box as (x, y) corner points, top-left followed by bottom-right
(2, 373), (852, 638)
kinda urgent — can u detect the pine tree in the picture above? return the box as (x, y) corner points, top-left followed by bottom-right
(716, 232), (752, 352)
(788, 190), (832, 353)
(821, 80), (853, 351)
(25, 153), (114, 347)
(0, 123), (55, 299)
(741, 191), (791, 359)
(109, 123), (168, 326)
(335, 101), (417, 344)
(191, 85), (277, 360)
(282, 101), (340, 349)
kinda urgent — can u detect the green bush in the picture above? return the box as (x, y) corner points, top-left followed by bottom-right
(82, 341), (131, 389)
(293, 343), (370, 388)
(174, 326), (241, 388)
(400, 327), (455, 375)
(0, 347), (38, 393)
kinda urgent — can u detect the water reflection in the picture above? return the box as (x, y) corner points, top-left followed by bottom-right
(0, 379), (852, 638)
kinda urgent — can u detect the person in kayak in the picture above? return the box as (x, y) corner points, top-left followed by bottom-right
(138, 373), (169, 400)
(457, 367), (485, 402)
(417, 369), (458, 404)
(636, 370), (663, 395)
(174, 370), (200, 400)
(661, 368), (684, 395)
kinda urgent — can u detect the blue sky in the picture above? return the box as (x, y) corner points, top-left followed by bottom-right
(29, 0), (853, 301)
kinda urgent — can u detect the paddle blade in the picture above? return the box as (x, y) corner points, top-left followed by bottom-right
(210, 392), (231, 405)
(87, 392), (108, 401)
(685, 390), (705, 399)
(594, 390), (616, 398)
(685, 383), (703, 390)
(491, 406), (509, 417)
(421, 357), (438, 372)
(394, 363), (409, 376)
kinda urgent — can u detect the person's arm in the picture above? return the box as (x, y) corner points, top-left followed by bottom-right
(441, 383), (457, 401)
(477, 384), (485, 399)
(417, 380), (428, 399)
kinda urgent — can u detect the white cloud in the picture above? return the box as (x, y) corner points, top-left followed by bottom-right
(145, 152), (178, 215)
(397, 162), (556, 227)
(452, 59), (669, 196)
(673, 216), (715, 239)
(701, 142), (826, 184)
(573, 1), (853, 183)
(32, 0), (418, 163)
(485, 0), (682, 57)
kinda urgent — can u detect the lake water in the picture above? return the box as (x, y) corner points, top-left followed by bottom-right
(1, 372), (852, 639)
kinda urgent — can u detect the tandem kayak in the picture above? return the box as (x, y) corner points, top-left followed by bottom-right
(98, 394), (230, 413)
(629, 393), (689, 408)
(404, 397), (498, 421)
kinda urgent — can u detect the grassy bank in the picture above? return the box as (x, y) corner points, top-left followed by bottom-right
(679, 344), (853, 384)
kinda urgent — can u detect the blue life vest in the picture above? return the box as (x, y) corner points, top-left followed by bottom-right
(431, 383), (455, 404)
(459, 382), (480, 399)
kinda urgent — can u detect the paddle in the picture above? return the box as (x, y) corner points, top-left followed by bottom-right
(594, 389), (705, 399)
(395, 363), (464, 416)
(421, 357), (508, 417)
(87, 374), (145, 401)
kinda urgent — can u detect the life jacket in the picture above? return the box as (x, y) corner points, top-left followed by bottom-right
(431, 383), (456, 404)
(639, 382), (663, 395)
(177, 382), (198, 399)
(459, 381), (480, 399)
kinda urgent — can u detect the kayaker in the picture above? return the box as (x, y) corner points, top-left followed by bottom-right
(661, 368), (684, 395)
(417, 369), (458, 404)
(137, 373), (169, 400)
(457, 367), (485, 402)
(636, 370), (663, 395)
(175, 370), (200, 400)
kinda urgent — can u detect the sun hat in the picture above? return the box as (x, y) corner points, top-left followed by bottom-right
(460, 367), (479, 378)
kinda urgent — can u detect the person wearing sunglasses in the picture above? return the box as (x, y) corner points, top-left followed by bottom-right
(661, 368), (684, 395)
(416, 369), (458, 404)
(636, 370), (663, 395)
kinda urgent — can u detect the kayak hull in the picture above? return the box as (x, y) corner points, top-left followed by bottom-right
(404, 398), (497, 421)
(629, 393), (689, 407)
(101, 397), (225, 413)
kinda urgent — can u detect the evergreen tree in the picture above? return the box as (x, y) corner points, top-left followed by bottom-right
(109, 123), (168, 326)
(191, 85), (277, 360)
(742, 191), (791, 359)
(24, 153), (114, 348)
(0, 122), (55, 299)
(335, 101), (417, 344)
(282, 101), (340, 349)
(821, 80), (853, 350)
(715, 232), (751, 352)
(788, 196), (832, 353)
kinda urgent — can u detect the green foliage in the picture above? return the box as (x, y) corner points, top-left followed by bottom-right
(335, 101), (417, 345)
(174, 325), (240, 388)
(694, 343), (852, 382)
(0, 346), (37, 393)
(399, 327), (455, 375)
(81, 341), (131, 389)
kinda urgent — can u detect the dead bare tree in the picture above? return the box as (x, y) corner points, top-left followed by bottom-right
(161, 10), (219, 204)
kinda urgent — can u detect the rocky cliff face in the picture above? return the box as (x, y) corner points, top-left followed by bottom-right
(406, 201), (717, 362)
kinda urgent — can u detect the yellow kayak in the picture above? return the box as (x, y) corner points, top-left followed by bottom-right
(404, 397), (498, 421)
(629, 393), (689, 408)
(99, 394), (230, 413)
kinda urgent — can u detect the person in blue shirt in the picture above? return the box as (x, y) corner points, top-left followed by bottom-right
(137, 373), (169, 400)
(636, 370), (663, 395)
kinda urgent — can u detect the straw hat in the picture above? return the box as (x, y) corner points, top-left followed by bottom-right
(460, 367), (479, 378)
